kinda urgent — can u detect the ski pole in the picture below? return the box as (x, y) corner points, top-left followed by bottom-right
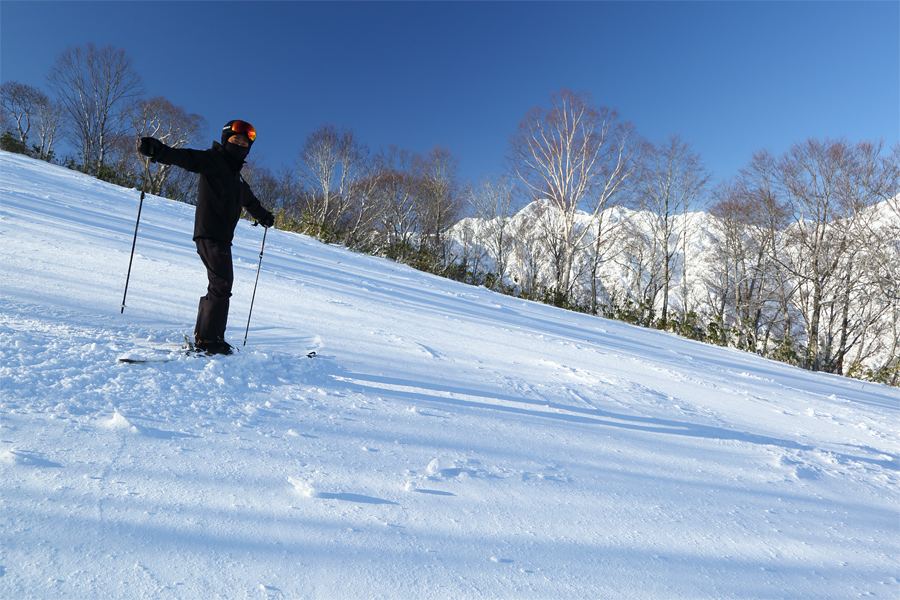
(243, 225), (268, 346)
(121, 164), (149, 313)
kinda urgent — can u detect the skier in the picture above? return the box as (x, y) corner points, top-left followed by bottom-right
(139, 120), (275, 355)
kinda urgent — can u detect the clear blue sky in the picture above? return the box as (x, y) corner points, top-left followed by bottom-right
(2, 1), (897, 186)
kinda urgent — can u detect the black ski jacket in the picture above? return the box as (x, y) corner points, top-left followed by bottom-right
(153, 142), (270, 244)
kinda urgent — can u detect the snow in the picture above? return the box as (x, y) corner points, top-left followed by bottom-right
(451, 196), (900, 372)
(1, 150), (898, 599)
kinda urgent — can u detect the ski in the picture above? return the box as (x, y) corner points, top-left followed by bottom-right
(116, 341), (317, 363)
(116, 335), (209, 363)
(117, 346), (206, 363)
(117, 356), (177, 364)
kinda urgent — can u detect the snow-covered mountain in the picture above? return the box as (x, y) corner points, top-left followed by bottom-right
(450, 193), (900, 375)
(1, 150), (897, 599)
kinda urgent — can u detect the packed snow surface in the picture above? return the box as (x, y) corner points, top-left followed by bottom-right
(0, 151), (898, 599)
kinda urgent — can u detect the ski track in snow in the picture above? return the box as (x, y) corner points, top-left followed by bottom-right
(1, 151), (899, 599)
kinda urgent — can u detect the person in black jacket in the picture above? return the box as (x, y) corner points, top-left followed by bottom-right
(139, 120), (275, 355)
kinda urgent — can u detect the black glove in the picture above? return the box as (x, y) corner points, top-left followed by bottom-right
(258, 210), (275, 228)
(139, 137), (164, 160)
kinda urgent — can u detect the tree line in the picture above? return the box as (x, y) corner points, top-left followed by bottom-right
(454, 90), (899, 385)
(3, 45), (897, 385)
(0, 43), (466, 270)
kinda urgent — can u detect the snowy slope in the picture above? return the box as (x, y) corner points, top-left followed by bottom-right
(0, 150), (898, 599)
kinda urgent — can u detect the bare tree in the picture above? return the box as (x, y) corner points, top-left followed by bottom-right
(583, 200), (632, 315)
(708, 153), (791, 352)
(0, 81), (60, 159)
(273, 165), (305, 226)
(1, 81), (38, 147)
(776, 137), (895, 372)
(616, 212), (666, 326)
(371, 145), (421, 255)
(467, 173), (518, 289)
(33, 93), (62, 160)
(128, 96), (206, 197)
(820, 140), (898, 374)
(47, 43), (143, 171)
(418, 146), (463, 262)
(508, 88), (638, 299)
(777, 138), (846, 370)
(531, 198), (574, 301)
(242, 160), (282, 216)
(635, 134), (710, 325)
(331, 158), (383, 249)
(297, 124), (369, 234)
(509, 201), (552, 299)
(449, 211), (490, 285)
(846, 144), (899, 383)
(857, 142), (900, 302)
(886, 143), (900, 222)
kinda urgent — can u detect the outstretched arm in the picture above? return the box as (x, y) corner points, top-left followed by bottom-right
(139, 137), (217, 175)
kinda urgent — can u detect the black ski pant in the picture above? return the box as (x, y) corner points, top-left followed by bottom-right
(194, 238), (233, 342)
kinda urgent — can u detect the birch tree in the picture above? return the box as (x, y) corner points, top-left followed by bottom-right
(508, 88), (638, 300)
(820, 140), (898, 374)
(468, 173), (518, 289)
(372, 145), (421, 256)
(635, 134), (709, 325)
(584, 200), (632, 315)
(47, 43), (143, 172)
(1, 81), (61, 159)
(418, 146), (463, 261)
(858, 142), (900, 303)
(1, 82), (38, 149)
(617, 213), (665, 326)
(297, 124), (368, 235)
(129, 96), (206, 197)
(776, 138), (894, 372)
(242, 160), (282, 214)
(709, 152), (790, 352)
(33, 92), (62, 160)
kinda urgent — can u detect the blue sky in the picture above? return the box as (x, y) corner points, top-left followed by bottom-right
(2, 1), (897, 186)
